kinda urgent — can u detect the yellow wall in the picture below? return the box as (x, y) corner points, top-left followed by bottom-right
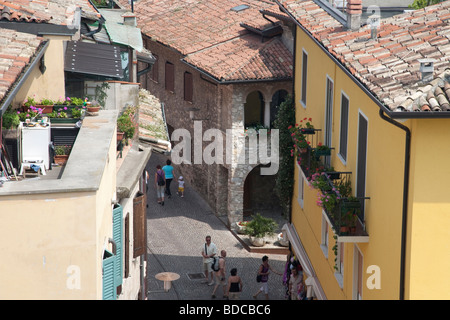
(0, 131), (117, 300)
(12, 35), (68, 107)
(406, 119), (450, 299)
(291, 25), (407, 299)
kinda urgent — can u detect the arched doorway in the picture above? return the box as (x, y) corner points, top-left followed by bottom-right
(270, 89), (288, 128)
(243, 164), (282, 217)
(244, 91), (264, 128)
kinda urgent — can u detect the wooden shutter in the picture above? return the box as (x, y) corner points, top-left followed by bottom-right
(339, 94), (349, 161)
(102, 250), (116, 300)
(133, 192), (147, 258)
(184, 72), (193, 102)
(165, 61), (174, 92)
(151, 54), (158, 82)
(124, 213), (130, 278)
(301, 50), (308, 105)
(113, 204), (123, 287)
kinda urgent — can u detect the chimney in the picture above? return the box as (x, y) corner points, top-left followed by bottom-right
(346, 0), (362, 30)
(418, 59), (435, 82)
(122, 12), (137, 27)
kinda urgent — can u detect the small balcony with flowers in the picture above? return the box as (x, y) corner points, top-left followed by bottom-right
(289, 120), (369, 243)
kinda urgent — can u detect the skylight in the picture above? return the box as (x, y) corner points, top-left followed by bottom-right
(231, 4), (250, 12)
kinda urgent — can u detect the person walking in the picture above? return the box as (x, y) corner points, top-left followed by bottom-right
(155, 165), (166, 206)
(211, 250), (227, 299)
(177, 176), (185, 197)
(226, 268), (243, 300)
(201, 235), (217, 286)
(162, 159), (176, 198)
(288, 267), (304, 300)
(253, 255), (282, 300)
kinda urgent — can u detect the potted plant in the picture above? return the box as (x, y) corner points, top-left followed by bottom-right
(87, 100), (101, 113)
(244, 213), (277, 247)
(236, 221), (249, 234)
(22, 96), (38, 108)
(1, 108), (20, 130)
(54, 145), (71, 165)
(117, 112), (136, 142)
(36, 98), (54, 113)
(17, 106), (43, 123)
(70, 106), (84, 119)
(314, 142), (331, 157)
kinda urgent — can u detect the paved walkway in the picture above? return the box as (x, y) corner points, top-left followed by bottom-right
(145, 151), (289, 300)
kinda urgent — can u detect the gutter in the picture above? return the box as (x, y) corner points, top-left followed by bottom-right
(379, 110), (410, 301)
(0, 40), (50, 116)
(274, 0), (412, 300)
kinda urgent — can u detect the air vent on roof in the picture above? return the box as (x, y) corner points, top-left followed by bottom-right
(231, 4), (250, 12)
(419, 59), (435, 83)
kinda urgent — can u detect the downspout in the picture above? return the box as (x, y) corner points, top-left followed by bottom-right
(379, 109), (411, 300)
(84, 16), (105, 37)
(289, 24), (297, 225)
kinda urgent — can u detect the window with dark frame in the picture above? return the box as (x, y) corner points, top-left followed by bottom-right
(301, 50), (308, 106)
(339, 94), (349, 162)
(184, 71), (193, 102)
(165, 61), (174, 92)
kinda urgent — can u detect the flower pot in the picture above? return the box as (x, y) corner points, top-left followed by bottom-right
(250, 236), (265, 247)
(299, 148), (308, 154)
(49, 118), (80, 124)
(300, 128), (315, 134)
(54, 155), (69, 165)
(87, 106), (101, 113)
(339, 226), (350, 236)
(277, 233), (289, 247)
(314, 149), (331, 156)
(34, 105), (54, 114)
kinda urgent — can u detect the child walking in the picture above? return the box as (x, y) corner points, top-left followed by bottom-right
(178, 176), (185, 197)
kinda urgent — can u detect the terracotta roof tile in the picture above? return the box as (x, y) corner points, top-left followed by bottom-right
(279, 0), (450, 113)
(0, 28), (44, 103)
(116, 0), (292, 82)
(0, 0), (99, 25)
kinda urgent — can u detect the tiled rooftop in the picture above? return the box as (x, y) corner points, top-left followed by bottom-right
(278, 0), (450, 113)
(184, 34), (293, 82)
(0, 0), (100, 25)
(117, 0), (293, 82)
(0, 28), (44, 103)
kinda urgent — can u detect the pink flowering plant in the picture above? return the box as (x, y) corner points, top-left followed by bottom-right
(289, 118), (315, 158)
(17, 105), (43, 121)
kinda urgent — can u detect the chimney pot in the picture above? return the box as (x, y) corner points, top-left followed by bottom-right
(346, 0), (362, 30)
(122, 12), (137, 27)
(418, 58), (435, 82)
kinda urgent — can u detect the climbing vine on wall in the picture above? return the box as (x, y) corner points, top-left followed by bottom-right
(273, 94), (295, 218)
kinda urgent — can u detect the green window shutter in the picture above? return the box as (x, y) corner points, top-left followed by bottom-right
(113, 204), (123, 287)
(102, 249), (116, 300)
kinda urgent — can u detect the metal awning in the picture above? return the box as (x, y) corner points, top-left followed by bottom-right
(64, 41), (122, 78)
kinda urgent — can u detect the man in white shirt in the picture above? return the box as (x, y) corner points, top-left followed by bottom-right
(201, 235), (217, 286)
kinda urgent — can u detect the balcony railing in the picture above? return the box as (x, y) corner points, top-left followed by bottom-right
(296, 137), (369, 243)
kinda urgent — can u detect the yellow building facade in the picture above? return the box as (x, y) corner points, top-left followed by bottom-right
(288, 18), (450, 300)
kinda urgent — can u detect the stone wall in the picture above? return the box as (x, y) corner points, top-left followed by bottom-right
(140, 35), (291, 226)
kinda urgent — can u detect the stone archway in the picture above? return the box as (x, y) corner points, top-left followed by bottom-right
(244, 90), (264, 128)
(270, 89), (288, 128)
(243, 164), (281, 217)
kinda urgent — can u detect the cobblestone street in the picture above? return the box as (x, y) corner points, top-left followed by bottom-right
(145, 152), (289, 300)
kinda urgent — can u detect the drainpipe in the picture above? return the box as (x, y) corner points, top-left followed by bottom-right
(379, 109), (411, 301)
(85, 16), (105, 37)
